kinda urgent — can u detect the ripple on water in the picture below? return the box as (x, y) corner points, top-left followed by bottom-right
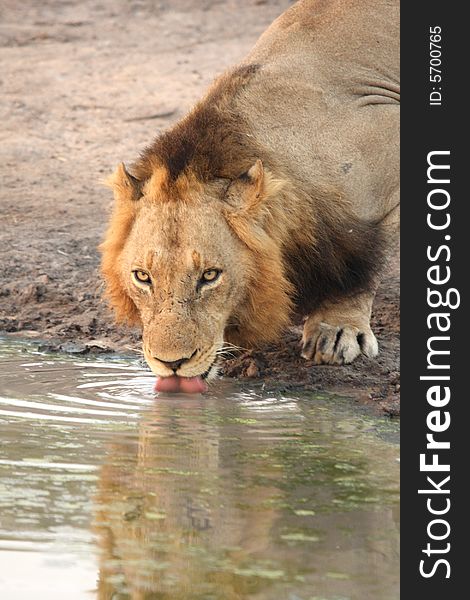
(0, 339), (399, 600)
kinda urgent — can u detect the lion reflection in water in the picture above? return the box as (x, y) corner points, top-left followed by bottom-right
(94, 396), (399, 599)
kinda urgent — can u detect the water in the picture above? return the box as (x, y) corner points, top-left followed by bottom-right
(0, 339), (399, 600)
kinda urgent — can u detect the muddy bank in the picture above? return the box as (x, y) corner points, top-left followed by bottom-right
(0, 0), (399, 414)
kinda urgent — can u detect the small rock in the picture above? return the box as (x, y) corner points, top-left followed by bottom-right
(245, 360), (259, 378)
(59, 341), (88, 354)
(84, 340), (113, 353)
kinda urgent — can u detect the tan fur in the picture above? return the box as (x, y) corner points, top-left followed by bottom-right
(100, 0), (399, 375)
(100, 164), (141, 325)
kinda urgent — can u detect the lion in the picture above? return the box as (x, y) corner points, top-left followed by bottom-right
(100, 0), (399, 393)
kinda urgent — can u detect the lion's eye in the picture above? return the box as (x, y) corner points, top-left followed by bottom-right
(133, 270), (152, 285)
(201, 269), (221, 284)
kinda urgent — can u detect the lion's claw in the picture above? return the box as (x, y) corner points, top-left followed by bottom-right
(301, 321), (378, 365)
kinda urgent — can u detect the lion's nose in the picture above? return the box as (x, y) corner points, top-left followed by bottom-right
(154, 350), (197, 372)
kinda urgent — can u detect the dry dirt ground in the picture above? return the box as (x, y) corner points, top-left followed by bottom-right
(0, 0), (400, 415)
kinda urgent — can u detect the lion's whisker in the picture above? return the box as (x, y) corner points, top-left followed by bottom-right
(219, 342), (247, 352)
(215, 347), (238, 358)
(125, 345), (145, 355)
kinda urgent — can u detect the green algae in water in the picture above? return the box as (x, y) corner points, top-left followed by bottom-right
(280, 532), (321, 542)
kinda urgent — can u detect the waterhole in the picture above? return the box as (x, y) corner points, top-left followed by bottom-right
(0, 339), (399, 600)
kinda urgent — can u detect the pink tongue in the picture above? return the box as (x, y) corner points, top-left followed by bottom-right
(154, 375), (208, 394)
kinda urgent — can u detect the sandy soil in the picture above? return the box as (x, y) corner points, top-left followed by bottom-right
(0, 0), (400, 415)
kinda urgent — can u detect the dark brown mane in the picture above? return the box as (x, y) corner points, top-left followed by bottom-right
(133, 64), (263, 184)
(284, 210), (385, 316)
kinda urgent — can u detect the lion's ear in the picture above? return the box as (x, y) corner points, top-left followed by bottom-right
(107, 162), (142, 202)
(225, 160), (266, 215)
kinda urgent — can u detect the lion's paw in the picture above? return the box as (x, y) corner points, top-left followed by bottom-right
(301, 321), (378, 365)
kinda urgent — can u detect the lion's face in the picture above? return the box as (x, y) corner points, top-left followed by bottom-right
(101, 161), (293, 383)
(118, 191), (250, 380)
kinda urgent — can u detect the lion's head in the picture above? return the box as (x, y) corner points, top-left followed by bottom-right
(100, 161), (293, 387)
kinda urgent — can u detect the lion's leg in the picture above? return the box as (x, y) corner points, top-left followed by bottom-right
(301, 290), (378, 365)
(301, 199), (399, 366)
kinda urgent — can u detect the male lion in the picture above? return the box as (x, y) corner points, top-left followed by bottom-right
(101, 0), (399, 393)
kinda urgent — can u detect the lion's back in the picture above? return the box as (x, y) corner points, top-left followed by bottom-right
(247, 0), (399, 86)
(236, 0), (399, 220)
